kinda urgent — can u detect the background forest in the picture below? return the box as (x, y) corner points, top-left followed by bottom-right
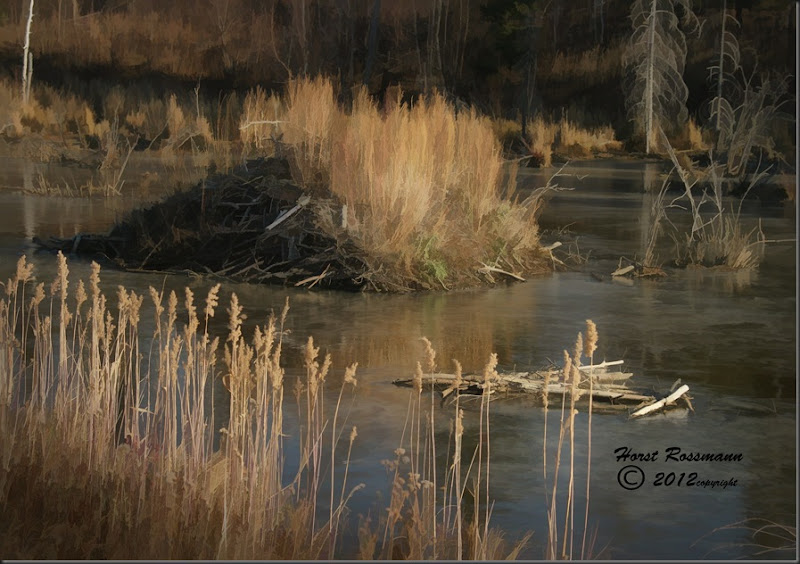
(0, 0), (795, 157)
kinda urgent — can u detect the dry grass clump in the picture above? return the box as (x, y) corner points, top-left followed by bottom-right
(558, 118), (620, 156)
(525, 115), (621, 167)
(673, 162), (766, 269)
(526, 117), (559, 167)
(645, 136), (770, 270)
(0, 254), (534, 559)
(252, 76), (549, 290)
(240, 86), (285, 154)
(0, 79), (92, 141)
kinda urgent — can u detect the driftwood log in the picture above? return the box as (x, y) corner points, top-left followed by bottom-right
(393, 360), (692, 418)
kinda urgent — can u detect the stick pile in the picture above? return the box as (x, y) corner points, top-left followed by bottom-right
(34, 157), (370, 290)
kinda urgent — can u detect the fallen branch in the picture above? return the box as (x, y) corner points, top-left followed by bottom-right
(630, 385), (690, 418)
(478, 263), (526, 282)
(295, 264), (331, 288)
(265, 195), (311, 231)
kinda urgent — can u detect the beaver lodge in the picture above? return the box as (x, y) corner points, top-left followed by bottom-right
(34, 157), (552, 292)
(37, 158), (370, 290)
(34, 78), (557, 292)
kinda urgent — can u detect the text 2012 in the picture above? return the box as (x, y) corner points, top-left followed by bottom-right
(653, 472), (697, 486)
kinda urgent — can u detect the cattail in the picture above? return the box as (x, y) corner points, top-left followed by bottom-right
(573, 332), (583, 367)
(571, 364), (583, 401)
(128, 291), (143, 327)
(15, 255), (34, 285)
(185, 287), (198, 335)
(51, 251), (68, 300)
(226, 293), (245, 343)
(543, 367), (552, 409)
(31, 283), (45, 309)
(149, 286), (164, 318)
(483, 352), (498, 384)
(562, 350), (572, 383)
(74, 279), (87, 311)
(89, 261), (101, 298)
(279, 296), (290, 327)
(412, 361), (423, 394)
(420, 336), (436, 373)
(455, 408), (464, 438)
(319, 352), (332, 383)
(305, 336), (321, 399)
(344, 362), (358, 387)
(584, 320), (598, 359)
(204, 283), (221, 320)
(349, 425), (358, 443)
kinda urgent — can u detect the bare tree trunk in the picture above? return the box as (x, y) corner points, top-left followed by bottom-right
(521, 10), (537, 140)
(434, 0), (443, 83)
(459, 0), (469, 78)
(363, 0), (381, 87)
(413, 0), (424, 87)
(715, 0), (728, 132)
(21, 0), (34, 105)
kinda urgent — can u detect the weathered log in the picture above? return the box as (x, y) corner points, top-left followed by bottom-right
(630, 385), (691, 418)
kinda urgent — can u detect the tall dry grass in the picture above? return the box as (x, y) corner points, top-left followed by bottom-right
(0, 254), (361, 559)
(544, 321), (599, 560)
(0, 254), (535, 559)
(525, 114), (621, 167)
(358, 339), (532, 560)
(243, 76), (549, 290)
(658, 135), (769, 269)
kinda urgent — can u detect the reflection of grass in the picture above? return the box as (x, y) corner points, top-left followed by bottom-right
(25, 141), (134, 197)
(0, 254), (535, 559)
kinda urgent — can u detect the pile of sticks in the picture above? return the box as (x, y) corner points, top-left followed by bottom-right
(34, 158), (369, 290)
(393, 359), (693, 418)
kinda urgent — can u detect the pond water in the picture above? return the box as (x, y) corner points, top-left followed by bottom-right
(0, 156), (796, 559)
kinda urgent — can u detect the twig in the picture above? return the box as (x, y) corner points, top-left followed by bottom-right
(239, 120), (287, 129)
(478, 263), (526, 282)
(294, 264), (331, 288)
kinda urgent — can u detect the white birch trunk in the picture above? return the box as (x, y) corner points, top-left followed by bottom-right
(21, 0), (35, 104)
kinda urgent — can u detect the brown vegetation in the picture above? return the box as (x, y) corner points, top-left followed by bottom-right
(0, 254), (559, 558)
